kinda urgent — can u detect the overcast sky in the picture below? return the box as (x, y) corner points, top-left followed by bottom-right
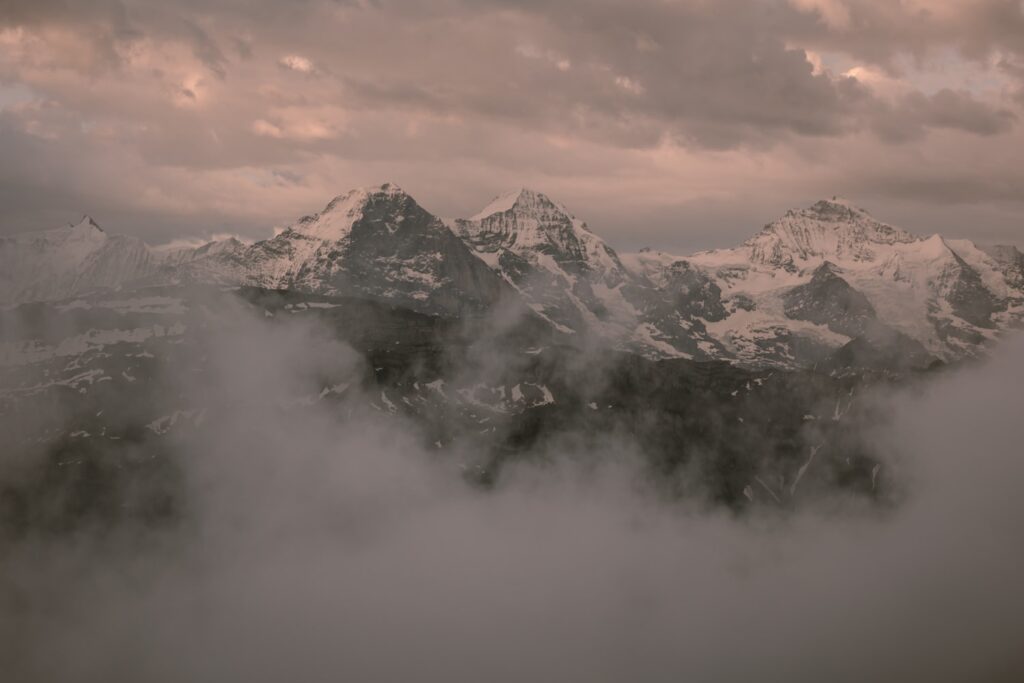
(1, 0), (1023, 252)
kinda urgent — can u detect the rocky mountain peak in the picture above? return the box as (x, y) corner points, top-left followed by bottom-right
(458, 187), (627, 289)
(73, 215), (105, 234)
(290, 182), (422, 241)
(15, 215), (110, 250)
(461, 188), (600, 249)
(806, 196), (870, 218)
(325, 181), (407, 207)
(812, 261), (843, 279)
(469, 187), (564, 221)
(745, 198), (919, 269)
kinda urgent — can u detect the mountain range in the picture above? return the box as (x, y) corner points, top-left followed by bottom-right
(7, 184), (1017, 520)
(3, 183), (1022, 370)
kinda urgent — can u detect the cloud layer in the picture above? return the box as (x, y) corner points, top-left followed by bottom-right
(0, 0), (1022, 250)
(2, 301), (1023, 682)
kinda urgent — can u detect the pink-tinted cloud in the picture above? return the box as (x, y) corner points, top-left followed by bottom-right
(0, 0), (1021, 250)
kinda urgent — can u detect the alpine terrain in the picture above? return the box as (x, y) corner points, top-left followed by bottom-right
(2, 184), (1021, 528)
(3, 185), (1021, 370)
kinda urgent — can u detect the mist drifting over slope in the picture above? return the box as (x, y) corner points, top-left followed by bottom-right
(1, 305), (1023, 683)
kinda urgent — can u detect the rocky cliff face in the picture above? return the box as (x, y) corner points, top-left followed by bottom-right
(782, 262), (879, 338)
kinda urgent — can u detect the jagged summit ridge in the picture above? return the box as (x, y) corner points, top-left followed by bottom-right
(468, 187), (577, 222)
(470, 187), (529, 220)
(458, 187), (611, 263)
(808, 196), (871, 216)
(6, 215), (108, 247)
(3, 190), (1022, 371)
(742, 198), (919, 269)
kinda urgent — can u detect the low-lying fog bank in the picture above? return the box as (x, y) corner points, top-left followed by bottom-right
(1, 316), (1022, 683)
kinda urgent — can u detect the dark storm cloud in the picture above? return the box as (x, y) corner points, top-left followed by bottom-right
(785, 0), (1024, 68)
(870, 87), (1018, 141)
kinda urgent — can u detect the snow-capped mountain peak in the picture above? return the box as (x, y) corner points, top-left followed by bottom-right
(742, 197), (919, 269)
(4, 216), (110, 257)
(291, 182), (413, 241)
(647, 197), (1024, 365)
(457, 188), (628, 287)
(20, 215), (108, 248)
(458, 188), (607, 253)
(0, 215), (157, 305)
(811, 195), (868, 214)
(470, 187), (528, 220)
(4, 189), (1021, 372)
(469, 187), (571, 222)
(454, 189), (655, 348)
(153, 182), (512, 316)
(71, 215), (105, 234)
